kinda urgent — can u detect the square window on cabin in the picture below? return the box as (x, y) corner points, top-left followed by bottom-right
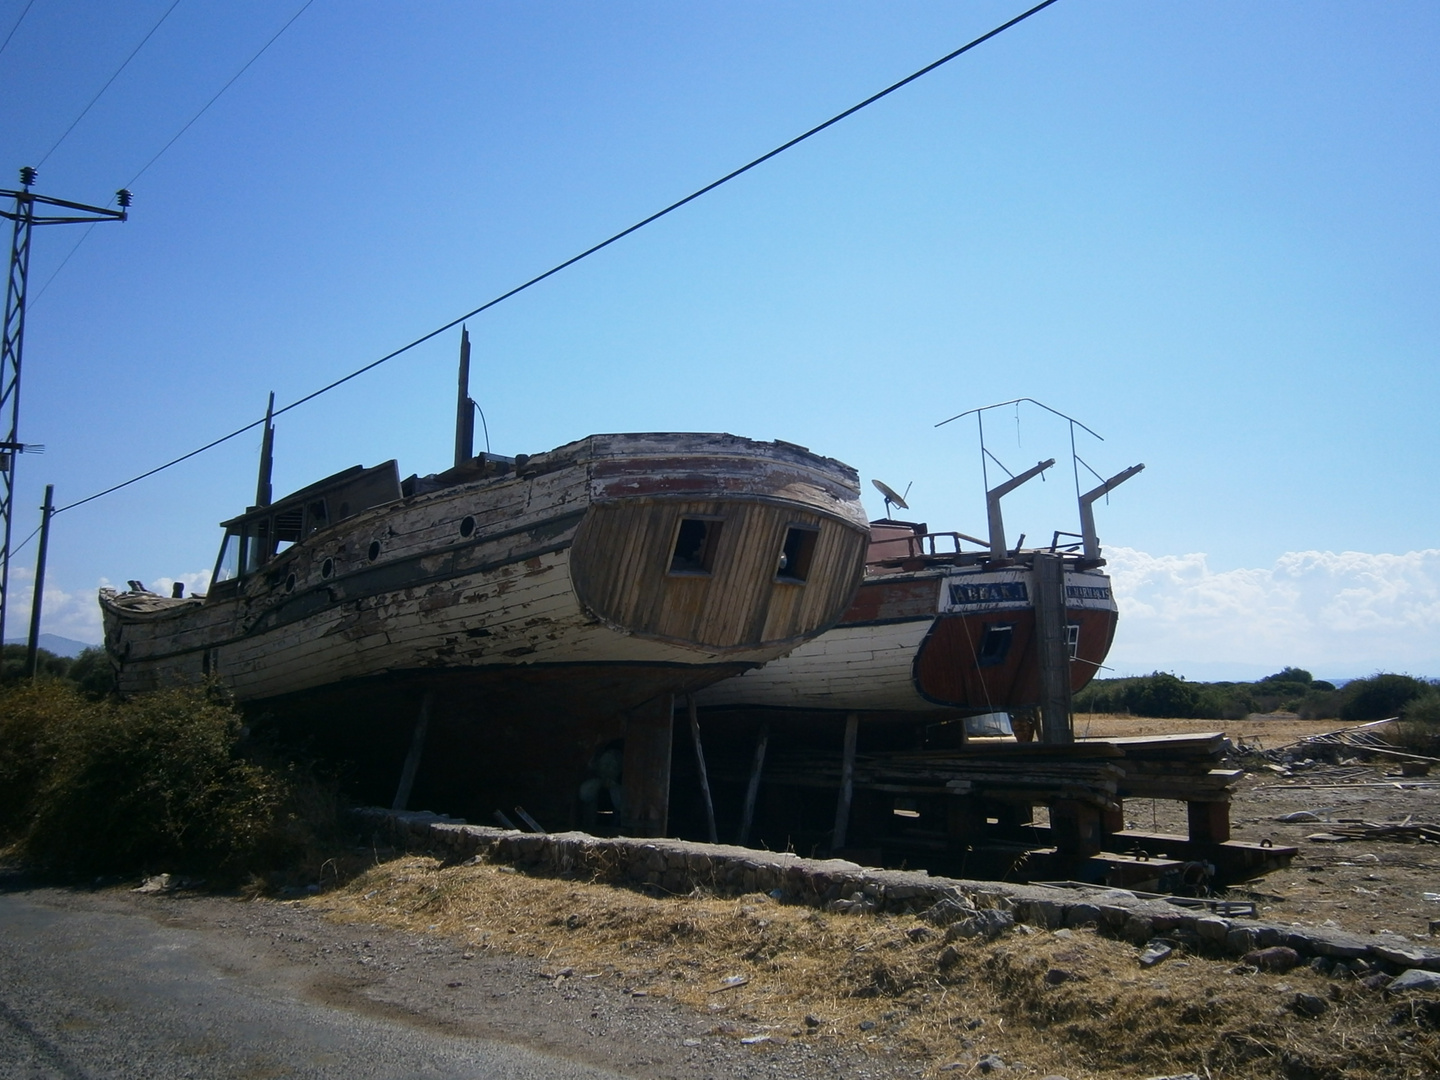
(976, 623), (1014, 667)
(669, 518), (723, 575)
(1066, 623), (1080, 659)
(776, 525), (819, 584)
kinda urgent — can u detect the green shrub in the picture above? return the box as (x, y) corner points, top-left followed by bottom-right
(0, 643), (69, 684)
(66, 646), (116, 699)
(1073, 668), (1346, 720)
(1403, 692), (1440, 726)
(1339, 673), (1429, 723)
(0, 681), (330, 880)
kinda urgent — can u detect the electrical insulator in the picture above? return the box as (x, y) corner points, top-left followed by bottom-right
(116, 189), (133, 208)
(18, 166), (36, 187)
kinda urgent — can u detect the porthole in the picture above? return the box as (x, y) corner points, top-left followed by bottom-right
(321, 557), (334, 579)
(460, 515), (476, 538)
(285, 572), (296, 593)
(368, 540), (381, 562)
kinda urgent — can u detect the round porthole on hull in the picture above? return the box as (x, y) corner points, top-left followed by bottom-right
(321, 558), (334, 579)
(368, 540), (381, 562)
(460, 516), (475, 538)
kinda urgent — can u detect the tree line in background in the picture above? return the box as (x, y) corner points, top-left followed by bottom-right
(1, 644), (114, 698)
(1074, 667), (1440, 726)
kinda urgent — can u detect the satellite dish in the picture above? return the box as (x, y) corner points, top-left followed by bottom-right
(872, 478), (910, 516)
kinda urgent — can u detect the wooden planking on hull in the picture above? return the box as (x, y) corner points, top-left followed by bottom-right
(101, 433), (872, 833)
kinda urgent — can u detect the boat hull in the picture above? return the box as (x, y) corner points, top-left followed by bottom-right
(100, 433), (870, 830)
(695, 563), (1117, 716)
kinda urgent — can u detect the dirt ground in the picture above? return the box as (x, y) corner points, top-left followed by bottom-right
(1076, 713), (1440, 941)
(297, 714), (1440, 1080)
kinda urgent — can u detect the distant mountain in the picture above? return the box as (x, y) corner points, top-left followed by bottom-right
(3, 633), (98, 658)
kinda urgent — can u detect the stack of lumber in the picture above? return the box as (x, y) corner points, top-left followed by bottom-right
(763, 743), (1128, 807)
(1316, 820), (1440, 843)
(759, 732), (1240, 809)
(1081, 733), (1242, 803)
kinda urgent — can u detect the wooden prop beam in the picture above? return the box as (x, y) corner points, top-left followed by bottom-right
(622, 694), (674, 837)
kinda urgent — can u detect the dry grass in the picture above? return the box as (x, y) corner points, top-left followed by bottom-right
(1075, 712), (1347, 745)
(309, 855), (1439, 1079)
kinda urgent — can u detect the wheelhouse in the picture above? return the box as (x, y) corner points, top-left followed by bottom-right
(208, 460), (401, 599)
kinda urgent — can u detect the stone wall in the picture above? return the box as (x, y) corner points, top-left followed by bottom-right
(356, 807), (1440, 975)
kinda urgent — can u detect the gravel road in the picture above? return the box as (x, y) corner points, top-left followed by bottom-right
(0, 870), (908, 1080)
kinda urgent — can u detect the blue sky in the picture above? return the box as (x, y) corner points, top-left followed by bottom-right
(0, 1), (1435, 680)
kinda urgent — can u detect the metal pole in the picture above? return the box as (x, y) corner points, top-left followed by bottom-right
(0, 169), (129, 644)
(0, 179), (34, 644)
(24, 483), (52, 677)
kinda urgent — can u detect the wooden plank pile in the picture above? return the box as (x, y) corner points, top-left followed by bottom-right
(1308, 819), (1440, 844)
(761, 744), (1127, 807)
(1081, 733), (1242, 803)
(760, 733), (1240, 810)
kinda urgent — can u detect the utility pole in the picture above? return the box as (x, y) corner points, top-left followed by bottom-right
(0, 167), (129, 642)
(25, 484), (53, 677)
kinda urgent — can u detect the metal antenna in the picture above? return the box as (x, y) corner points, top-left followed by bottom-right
(0, 167), (129, 640)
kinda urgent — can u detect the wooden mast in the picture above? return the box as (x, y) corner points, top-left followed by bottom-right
(454, 326), (474, 468)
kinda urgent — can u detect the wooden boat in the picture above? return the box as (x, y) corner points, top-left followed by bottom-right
(101, 421), (869, 833)
(695, 458), (1144, 737)
(695, 519), (1118, 723)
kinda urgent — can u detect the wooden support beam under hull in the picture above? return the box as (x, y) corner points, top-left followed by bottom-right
(622, 694), (675, 838)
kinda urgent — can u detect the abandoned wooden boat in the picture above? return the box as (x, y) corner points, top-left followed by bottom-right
(695, 521), (1119, 722)
(101, 418), (869, 832)
(672, 456), (1143, 854)
(695, 458), (1143, 732)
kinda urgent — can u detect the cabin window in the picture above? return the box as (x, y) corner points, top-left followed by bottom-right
(304, 499), (328, 537)
(1066, 623), (1080, 659)
(775, 525), (819, 584)
(268, 506), (301, 558)
(669, 517), (722, 575)
(214, 531), (241, 584)
(976, 623), (1014, 667)
(240, 519), (270, 576)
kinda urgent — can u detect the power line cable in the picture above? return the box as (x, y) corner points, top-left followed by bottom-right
(37, 0), (185, 168)
(55, 0), (1061, 516)
(25, 224), (95, 309)
(123, 0), (316, 190)
(27, 0), (314, 310)
(9, 523), (39, 559)
(0, 0), (36, 63)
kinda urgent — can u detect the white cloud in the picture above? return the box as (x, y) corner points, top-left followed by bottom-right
(3, 567), (105, 645)
(1105, 547), (1440, 680)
